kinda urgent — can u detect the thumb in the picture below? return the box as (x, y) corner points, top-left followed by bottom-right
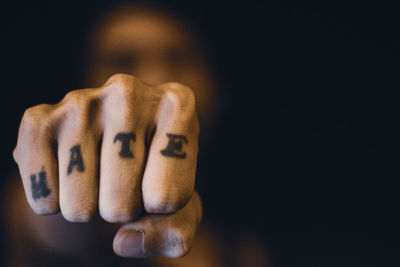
(113, 191), (202, 258)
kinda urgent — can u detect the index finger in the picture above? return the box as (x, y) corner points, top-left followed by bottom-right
(142, 82), (199, 213)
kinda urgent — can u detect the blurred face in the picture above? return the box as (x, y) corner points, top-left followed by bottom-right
(7, 6), (219, 260)
(87, 6), (215, 122)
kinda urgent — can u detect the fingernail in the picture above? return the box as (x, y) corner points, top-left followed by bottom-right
(114, 229), (144, 257)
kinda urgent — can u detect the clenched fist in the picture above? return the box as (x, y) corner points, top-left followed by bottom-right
(13, 74), (202, 257)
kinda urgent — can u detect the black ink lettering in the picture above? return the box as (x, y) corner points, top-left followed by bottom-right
(160, 133), (188, 159)
(114, 133), (136, 158)
(31, 170), (51, 200)
(67, 145), (85, 175)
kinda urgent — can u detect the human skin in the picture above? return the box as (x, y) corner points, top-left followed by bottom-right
(7, 5), (271, 266)
(9, 4), (220, 263)
(13, 74), (202, 258)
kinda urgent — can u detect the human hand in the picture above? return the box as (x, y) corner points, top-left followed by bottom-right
(13, 74), (202, 257)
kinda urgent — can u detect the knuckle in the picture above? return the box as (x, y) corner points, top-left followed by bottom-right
(60, 89), (101, 126)
(62, 90), (91, 110)
(19, 104), (52, 141)
(102, 74), (145, 118)
(166, 227), (191, 257)
(22, 105), (56, 133)
(21, 105), (50, 129)
(108, 74), (138, 98)
(14, 104), (55, 160)
(22, 106), (39, 122)
(163, 82), (196, 105)
(12, 147), (18, 162)
(62, 207), (95, 223)
(106, 73), (137, 87)
(102, 74), (142, 112)
(63, 90), (82, 103)
(145, 190), (187, 214)
(99, 206), (135, 223)
(161, 82), (197, 117)
(30, 200), (60, 215)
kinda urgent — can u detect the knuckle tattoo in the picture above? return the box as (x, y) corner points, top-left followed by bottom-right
(67, 145), (85, 175)
(161, 134), (188, 159)
(114, 132), (136, 158)
(30, 168), (51, 201)
(19, 76), (196, 209)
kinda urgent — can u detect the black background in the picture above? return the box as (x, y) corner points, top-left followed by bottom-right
(2, 0), (400, 266)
